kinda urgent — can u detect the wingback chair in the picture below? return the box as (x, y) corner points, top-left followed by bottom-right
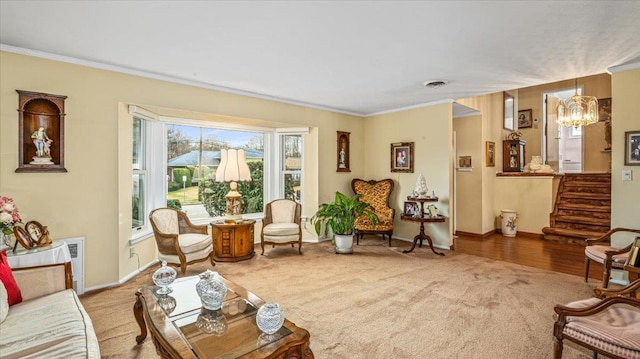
(261, 199), (302, 255)
(553, 278), (640, 359)
(351, 178), (395, 246)
(584, 228), (640, 288)
(149, 208), (215, 274)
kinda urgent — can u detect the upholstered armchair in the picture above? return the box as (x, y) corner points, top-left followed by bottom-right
(584, 228), (640, 288)
(149, 208), (215, 274)
(351, 178), (395, 246)
(261, 199), (302, 255)
(553, 278), (640, 359)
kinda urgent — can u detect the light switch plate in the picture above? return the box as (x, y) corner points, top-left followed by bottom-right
(622, 170), (632, 181)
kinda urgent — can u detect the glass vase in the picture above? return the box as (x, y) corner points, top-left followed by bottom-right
(152, 261), (177, 295)
(1, 233), (11, 249)
(195, 270), (227, 310)
(256, 302), (285, 335)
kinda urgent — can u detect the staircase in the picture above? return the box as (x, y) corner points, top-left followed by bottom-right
(542, 173), (611, 245)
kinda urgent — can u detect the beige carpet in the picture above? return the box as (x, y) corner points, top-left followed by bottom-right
(81, 241), (597, 358)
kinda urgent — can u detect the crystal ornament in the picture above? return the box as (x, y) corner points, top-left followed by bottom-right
(256, 303), (285, 335)
(152, 261), (176, 295)
(196, 270), (228, 310)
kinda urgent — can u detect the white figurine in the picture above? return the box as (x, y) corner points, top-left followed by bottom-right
(414, 174), (428, 198)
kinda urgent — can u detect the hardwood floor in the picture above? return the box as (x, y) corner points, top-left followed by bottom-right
(452, 232), (604, 281)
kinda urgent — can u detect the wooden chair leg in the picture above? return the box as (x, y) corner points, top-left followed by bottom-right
(260, 242), (265, 255)
(553, 337), (563, 359)
(603, 261), (612, 288)
(298, 240), (302, 255)
(584, 257), (591, 282)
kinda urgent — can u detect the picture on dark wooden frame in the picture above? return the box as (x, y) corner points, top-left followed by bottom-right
(391, 142), (414, 173)
(403, 201), (419, 217)
(337, 131), (350, 172)
(16, 90), (67, 173)
(598, 98), (611, 122)
(625, 130), (640, 166)
(518, 109), (533, 129)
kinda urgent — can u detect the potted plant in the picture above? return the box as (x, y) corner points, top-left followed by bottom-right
(311, 191), (379, 254)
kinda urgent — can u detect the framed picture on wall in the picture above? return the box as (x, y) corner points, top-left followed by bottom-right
(598, 98), (612, 122)
(336, 131), (350, 172)
(486, 141), (495, 167)
(391, 142), (414, 173)
(518, 109), (533, 128)
(625, 130), (640, 166)
(503, 92), (515, 131)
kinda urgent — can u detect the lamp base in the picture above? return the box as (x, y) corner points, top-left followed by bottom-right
(224, 184), (243, 223)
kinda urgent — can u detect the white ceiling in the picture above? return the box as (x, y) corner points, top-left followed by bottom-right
(1, 1), (640, 117)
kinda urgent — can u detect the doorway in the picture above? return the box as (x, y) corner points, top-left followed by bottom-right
(542, 88), (583, 173)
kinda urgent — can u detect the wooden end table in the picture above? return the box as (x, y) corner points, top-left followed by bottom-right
(401, 196), (445, 256)
(134, 274), (314, 359)
(211, 219), (255, 262)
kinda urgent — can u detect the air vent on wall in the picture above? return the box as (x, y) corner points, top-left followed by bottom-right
(423, 80), (449, 89)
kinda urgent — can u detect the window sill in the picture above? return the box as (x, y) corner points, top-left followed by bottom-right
(130, 231), (154, 245)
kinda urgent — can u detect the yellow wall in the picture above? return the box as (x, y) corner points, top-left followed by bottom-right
(517, 74), (611, 171)
(453, 115), (483, 233)
(610, 67), (640, 246)
(0, 51), (364, 287)
(364, 103), (453, 248)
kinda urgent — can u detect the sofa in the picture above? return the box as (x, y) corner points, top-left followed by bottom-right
(0, 259), (100, 358)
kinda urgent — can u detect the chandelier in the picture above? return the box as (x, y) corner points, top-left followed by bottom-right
(556, 79), (598, 128)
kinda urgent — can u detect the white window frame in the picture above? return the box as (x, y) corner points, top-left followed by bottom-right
(276, 128), (308, 206)
(130, 106), (165, 244)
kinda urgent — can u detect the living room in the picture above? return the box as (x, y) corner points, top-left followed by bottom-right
(1, 2), (640, 358)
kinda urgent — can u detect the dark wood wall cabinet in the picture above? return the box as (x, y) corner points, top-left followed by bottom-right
(16, 90), (67, 173)
(211, 220), (255, 262)
(503, 140), (526, 172)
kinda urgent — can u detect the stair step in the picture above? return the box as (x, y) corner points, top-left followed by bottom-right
(542, 227), (606, 240)
(561, 192), (611, 200)
(557, 203), (610, 212)
(552, 215), (610, 226)
(562, 174), (611, 183)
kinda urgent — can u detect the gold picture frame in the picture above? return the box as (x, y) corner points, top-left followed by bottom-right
(391, 142), (414, 173)
(486, 141), (495, 167)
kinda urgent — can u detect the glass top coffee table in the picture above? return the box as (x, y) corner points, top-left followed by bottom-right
(134, 274), (313, 359)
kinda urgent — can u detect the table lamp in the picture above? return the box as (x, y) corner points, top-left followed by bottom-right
(215, 149), (252, 223)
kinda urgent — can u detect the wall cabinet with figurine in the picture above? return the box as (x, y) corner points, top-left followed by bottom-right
(503, 140), (526, 172)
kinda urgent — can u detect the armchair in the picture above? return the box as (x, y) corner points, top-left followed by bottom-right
(351, 178), (395, 246)
(149, 208), (215, 274)
(553, 278), (640, 359)
(261, 199), (302, 255)
(584, 228), (640, 288)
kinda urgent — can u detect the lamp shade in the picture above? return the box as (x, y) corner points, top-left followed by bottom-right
(215, 149), (252, 182)
(556, 79), (598, 128)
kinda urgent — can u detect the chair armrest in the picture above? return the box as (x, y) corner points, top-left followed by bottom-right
(585, 227), (640, 246)
(554, 296), (640, 321)
(12, 262), (73, 301)
(177, 211), (208, 235)
(594, 278), (640, 298)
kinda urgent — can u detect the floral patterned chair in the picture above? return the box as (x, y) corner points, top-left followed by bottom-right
(351, 178), (395, 246)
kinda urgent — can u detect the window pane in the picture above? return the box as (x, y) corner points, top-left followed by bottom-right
(284, 173), (301, 202)
(133, 117), (143, 170)
(132, 174), (145, 229)
(167, 125), (265, 217)
(283, 135), (302, 170)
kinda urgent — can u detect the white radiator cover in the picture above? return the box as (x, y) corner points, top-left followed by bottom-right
(62, 236), (85, 294)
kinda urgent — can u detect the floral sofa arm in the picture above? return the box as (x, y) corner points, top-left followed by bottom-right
(12, 262), (73, 301)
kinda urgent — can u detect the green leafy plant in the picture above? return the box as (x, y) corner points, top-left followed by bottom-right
(311, 191), (379, 237)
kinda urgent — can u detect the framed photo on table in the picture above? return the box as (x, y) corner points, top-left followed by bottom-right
(625, 130), (640, 165)
(517, 109), (532, 129)
(391, 142), (414, 173)
(403, 201), (419, 217)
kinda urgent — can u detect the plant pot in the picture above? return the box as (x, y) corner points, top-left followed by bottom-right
(334, 234), (354, 254)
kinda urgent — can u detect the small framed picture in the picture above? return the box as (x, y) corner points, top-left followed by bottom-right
(486, 141), (495, 167)
(391, 142), (414, 173)
(403, 201), (419, 217)
(518, 109), (533, 129)
(625, 130), (640, 166)
(336, 131), (350, 172)
(598, 98), (611, 122)
(503, 92), (514, 131)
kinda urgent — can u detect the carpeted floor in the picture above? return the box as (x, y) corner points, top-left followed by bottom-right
(80, 241), (597, 358)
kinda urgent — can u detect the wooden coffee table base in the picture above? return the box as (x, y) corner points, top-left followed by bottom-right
(133, 276), (314, 359)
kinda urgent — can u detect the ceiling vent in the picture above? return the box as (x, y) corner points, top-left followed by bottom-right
(423, 80), (449, 89)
